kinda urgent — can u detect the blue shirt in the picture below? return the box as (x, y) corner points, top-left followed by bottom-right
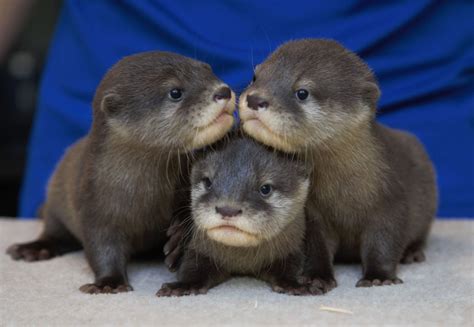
(20, 0), (474, 218)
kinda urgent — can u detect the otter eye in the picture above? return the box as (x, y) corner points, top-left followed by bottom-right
(202, 177), (212, 190)
(169, 88), (183, 101)
(296, 89), (309, 101)
(252, 74), (256, 83)
(259, 184), (272, 197)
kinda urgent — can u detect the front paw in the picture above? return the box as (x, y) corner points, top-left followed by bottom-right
(164, 220), (189, 272)
(298, 275), (337, 293)
(156, 282), (209, 297)
(79, 276), (133, 294)
(6, 241), (56, 261)
(163, 231), (183, 272)
(356, 277), (403, 287)
(271, 280), (324, 296)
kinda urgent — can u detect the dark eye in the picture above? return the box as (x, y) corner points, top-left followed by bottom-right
(169, 88), (183, 101)
(252, 74), (256, 83)
(202, 177), (212, 190)
(296, 89), (309, 101)
(259, 184), (272, 197)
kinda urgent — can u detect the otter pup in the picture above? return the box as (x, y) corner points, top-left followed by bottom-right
(239, 39), (437, 287)
(6, 52), (236, 293)
(157, 137), (333, 296)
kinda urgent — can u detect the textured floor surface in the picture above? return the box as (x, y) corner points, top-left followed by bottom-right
(1, 219), (473, 326)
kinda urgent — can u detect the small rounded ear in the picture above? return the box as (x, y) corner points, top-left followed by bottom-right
(362, 82), (381, 109)
(101, 93), (121, 115)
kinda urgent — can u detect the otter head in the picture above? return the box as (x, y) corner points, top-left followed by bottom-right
(191, 138), (309, 247)
(239, 39), (380, 153)
(93, 51), (235, 151)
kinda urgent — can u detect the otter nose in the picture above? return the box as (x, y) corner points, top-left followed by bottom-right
(246, 94), (268, 110)
(214, 86), (232, 101)
(216, 206), (242, 219)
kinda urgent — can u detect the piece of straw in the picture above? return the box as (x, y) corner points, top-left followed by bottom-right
(319, 305), (353, 315)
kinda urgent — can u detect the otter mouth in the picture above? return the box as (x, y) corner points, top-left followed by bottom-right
(189, 97), (235, 149)
(199, 109), (234, 131)
(206, 224), (260, 247)
(241, 116), (296, 153)
(196, 93), (236, 131)
(208, 224), (255, 236)
(239, 101), (291, 151)
(244, 117), (277, 136)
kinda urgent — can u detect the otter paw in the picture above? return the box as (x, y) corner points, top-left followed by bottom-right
(156, 282), (209, 297)
(79, 283), (133, 294)
(79, 276), (132, 294)
(271, 281), (324, 296)
(356, 277), (403, 287)
(6, 241), (55, 261)
(163, 237), (182, 272)
(164, 222), (188, 272)
(298, 276), (337, 293)
(401, 249), (425, 264)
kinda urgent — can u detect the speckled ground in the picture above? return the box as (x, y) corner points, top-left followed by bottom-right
(1, 219), (473, 326)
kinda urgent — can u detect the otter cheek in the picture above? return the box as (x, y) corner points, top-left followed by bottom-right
(193, 204), (219, 231)
(107, 119), (133, 140)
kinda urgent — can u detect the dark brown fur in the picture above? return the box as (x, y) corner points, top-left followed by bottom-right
(6, 52), (236, 293)
(239, 39), (437, 287)
(157, 137), (335, 297)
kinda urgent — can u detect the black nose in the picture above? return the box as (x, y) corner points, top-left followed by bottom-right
(246, 94), (268, 110)
(216, 206), (242, 218)
(214, 86), (232, 101)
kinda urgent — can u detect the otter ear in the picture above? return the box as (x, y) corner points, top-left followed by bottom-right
(100, 93), (121, 115)
(362, 82), (380, 109)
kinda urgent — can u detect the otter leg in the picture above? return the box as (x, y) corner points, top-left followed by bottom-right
(6, 214), (81, 261)
(357, 224), (404, 287)
(262, 253), (325, 296)
(79, 229), (132, 294)
(157, 249), (229, 297)
(299, 211), (337, 293)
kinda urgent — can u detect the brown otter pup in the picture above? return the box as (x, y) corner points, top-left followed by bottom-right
(6, 51), (236, 294)
(239, 39), (437, 287)
(157, 137), (334, 296)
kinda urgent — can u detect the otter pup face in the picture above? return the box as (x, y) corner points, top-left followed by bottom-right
(94, 52), (236, 150)
(191, 138), (309, 247)
(239, 39), (380, 153)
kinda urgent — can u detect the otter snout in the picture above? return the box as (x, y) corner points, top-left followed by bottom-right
(214, 86), (232, 101)
(216, 206), (242, 219)
(246, 94), (269, 111)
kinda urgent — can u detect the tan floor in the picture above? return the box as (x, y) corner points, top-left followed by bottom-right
(1, 218), (473, 326)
